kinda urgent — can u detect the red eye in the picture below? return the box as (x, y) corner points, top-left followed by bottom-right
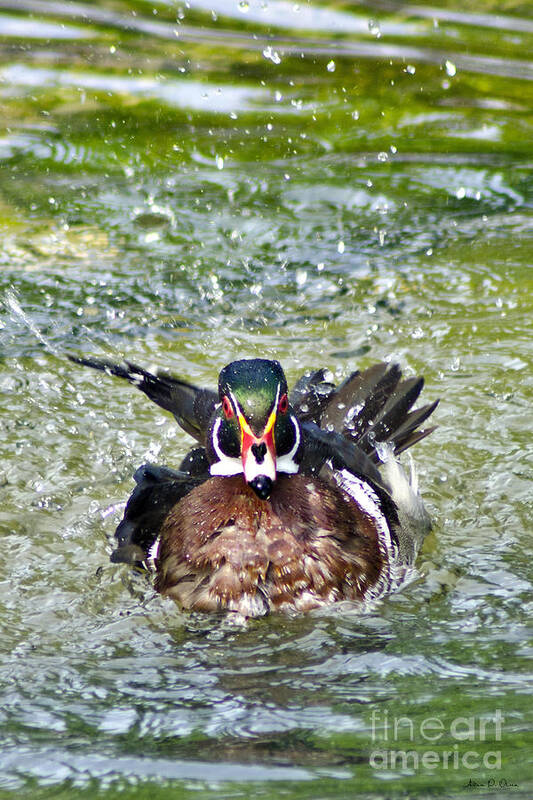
(222, 396), (234, 419)
(278, 393), (289, 414)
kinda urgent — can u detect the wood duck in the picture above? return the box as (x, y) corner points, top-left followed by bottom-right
(69, 355), (438, 616)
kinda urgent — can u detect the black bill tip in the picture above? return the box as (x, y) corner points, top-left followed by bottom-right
(248, 475), (273, 500)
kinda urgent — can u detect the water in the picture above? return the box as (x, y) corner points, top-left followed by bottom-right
(0, 1), (532, 797)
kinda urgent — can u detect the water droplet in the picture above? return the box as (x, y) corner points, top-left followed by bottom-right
(348, 403), (363, 420)
(317, 262), (324, 272)
(337, 241), (345, 254)
(375, 440), (391, 462)
(368, 19), (381, 37)
(238, 0), (249, 13)
(327, 60), (336, 72)
(263, 46), (281, 65)
(274, 90), (282, 102)
(405, 64), (416, 75)
(390, 144), (397, 154)
(456, 187), (466, 199)
(296, 269), (307, 287)
(445, 60), (457, 77)
(377, 151), (388, 162)
(216, 155), (224, 170)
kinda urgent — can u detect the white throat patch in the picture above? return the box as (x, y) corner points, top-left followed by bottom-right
(209, 405), (301, 478)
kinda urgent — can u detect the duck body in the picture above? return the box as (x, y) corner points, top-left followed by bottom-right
(70, 355), (438, 616)
(157, 473), (392, 616)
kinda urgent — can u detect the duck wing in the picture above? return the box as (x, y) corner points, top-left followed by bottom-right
(111, 464), (204, 564)
(310, 361), (438, 462)
(300, 421), (386, 490)
(68, 355), (217, 444)
(289, 368), (336, 423)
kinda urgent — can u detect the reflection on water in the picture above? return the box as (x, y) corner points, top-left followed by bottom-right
(0, 0), (532, 798)
(0, 14), (93, 39)
(182, 0), (423, 36)
(0, 64), (269, 111)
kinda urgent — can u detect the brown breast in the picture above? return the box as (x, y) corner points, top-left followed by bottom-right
(156, 473), (387, 616)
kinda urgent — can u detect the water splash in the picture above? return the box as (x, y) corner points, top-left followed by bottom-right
(3, 289), (62, 357)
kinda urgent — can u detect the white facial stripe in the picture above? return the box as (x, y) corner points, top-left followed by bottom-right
(276, 414), (301, 474)
(228, 388), (240, 419)
(272, 383), (281, 420)
(210, 416), (243, 477)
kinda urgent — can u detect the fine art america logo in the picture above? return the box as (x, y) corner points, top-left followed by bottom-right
(369, 709), (503, 771)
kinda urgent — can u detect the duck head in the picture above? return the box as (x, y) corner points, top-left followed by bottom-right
(207, 358), (303, 500)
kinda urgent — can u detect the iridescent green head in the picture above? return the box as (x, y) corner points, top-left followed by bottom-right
(207, 359), (302, 499)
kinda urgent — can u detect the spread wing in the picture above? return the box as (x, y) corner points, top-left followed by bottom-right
(293, 361), (438, 482)
(68, 355), (217, 444)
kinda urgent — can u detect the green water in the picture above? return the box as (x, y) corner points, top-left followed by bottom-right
(0, 1), (532, 798)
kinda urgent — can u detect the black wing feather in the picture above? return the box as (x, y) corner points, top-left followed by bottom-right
(112, 464), (203, 564)
(289, 368), (336, 423)
(345, 363), (402, 439)
(357, 375), (423, 454)
(297, 361), (438, 479)
(300, 422), (386, 489)
(68, 355), (217, 443)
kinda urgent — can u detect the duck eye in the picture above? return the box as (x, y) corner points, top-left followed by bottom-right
(222, 396), (234, 419)
(278, 393), (289, 414)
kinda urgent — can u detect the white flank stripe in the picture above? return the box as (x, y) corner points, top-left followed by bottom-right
(332, 467), (407, 602)
(148, 536), (160, 561)
(145, 535), (161, 571)
(334, 468), (392, 548)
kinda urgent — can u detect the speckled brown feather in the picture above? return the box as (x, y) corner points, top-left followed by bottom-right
(156, 474), (386, 615)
